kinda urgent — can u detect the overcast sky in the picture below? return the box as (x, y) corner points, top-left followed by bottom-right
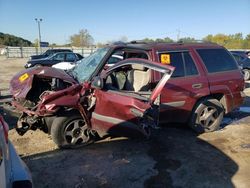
(0, 0), (249, 44)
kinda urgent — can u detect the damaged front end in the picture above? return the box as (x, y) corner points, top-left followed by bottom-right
(9, 67), (83, 135)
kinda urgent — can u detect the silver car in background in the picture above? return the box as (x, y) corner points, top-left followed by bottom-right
(0, 115), (32, 188)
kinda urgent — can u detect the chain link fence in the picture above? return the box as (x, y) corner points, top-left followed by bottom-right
(1, 46), (98, 58)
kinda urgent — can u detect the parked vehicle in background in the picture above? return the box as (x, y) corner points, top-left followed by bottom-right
(52, 61), (79, 70)
(231, 51), (250, 80)
(9, 42), (245, 148)
(230, 50), (250, 58)
(106, 54), (123, 67)
(0, 115), (32, 188)
(29, 49), (72, 60)
(25, 52), (83, 68)
(52, 54), (121, 71)
(247, 51), (250, 58)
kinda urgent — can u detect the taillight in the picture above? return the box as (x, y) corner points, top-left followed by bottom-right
(0, 115), (9, 143)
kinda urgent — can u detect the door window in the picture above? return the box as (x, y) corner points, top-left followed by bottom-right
(53, 53), (65, 61)
(158, 51), (198, 78)
(184, 52), (198, 76)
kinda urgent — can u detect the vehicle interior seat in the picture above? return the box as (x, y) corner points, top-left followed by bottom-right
(105, 71), (126, 90)
(125, 64), (150, 92)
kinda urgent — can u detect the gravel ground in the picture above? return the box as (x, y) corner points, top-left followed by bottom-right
(1, 57), (250, 188)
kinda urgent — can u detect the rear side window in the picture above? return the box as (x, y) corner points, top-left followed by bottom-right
(53, 53), (65, 61)
(197, 49), (238, 73)
(66, 53), (76, 61)
(159, 51), (198, 78)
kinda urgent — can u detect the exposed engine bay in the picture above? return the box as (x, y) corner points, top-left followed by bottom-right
(26, 76), (72, 104)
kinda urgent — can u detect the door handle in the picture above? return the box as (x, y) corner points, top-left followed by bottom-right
(192, 83), (203, 89)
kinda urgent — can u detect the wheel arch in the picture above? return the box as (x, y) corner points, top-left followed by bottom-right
(192, 93), (227, 115)
(188, 94), (225, 133)
(45, 108), (82, 133)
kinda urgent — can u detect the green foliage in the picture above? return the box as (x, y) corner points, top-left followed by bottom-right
(203, 33), (250, 49)
(141, 33), (250, 49)
(0, 32), (32, 46)
(33, 39), (39, 47)
(69, 29), (94, 47)
(142, 37), (174, 43)
(178, 37), (196, 43)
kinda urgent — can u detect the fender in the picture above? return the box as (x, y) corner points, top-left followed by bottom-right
(209, 85), (233, 113)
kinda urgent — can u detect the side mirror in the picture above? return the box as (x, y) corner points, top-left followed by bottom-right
(91, 76), (104, 89)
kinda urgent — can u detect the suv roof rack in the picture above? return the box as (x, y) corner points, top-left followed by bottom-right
(129, 39), (217, 45)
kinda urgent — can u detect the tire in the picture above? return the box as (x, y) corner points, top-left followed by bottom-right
(189, 98), (224, 134)
(51, 114), (92, 148)
(243, 69), (250, 81)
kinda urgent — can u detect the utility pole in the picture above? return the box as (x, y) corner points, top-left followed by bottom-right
(35, 18), (42, 53)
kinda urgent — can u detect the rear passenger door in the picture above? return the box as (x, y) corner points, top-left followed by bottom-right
(156, 50), (210, 123)
(196, 48), (244, 112)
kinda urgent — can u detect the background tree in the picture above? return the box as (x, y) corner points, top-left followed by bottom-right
(33, 39), (39, 47)
(203, 33), (229, 46)
(243, 34), (250, 49)
(69, 29), (94, 47)
(142, 37), (174, 43)
(178, 37), (196, 43)
(0, 32), (32, 46)
(203, 33), (250, 49)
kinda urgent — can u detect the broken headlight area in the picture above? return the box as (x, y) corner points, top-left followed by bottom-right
(11, 75), (76, 135)
(24, 76), (72, 103)
(16, 113), (45, 135)
(12, 75), (73, 110)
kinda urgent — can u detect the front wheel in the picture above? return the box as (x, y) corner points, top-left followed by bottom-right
(51, 114), (93, 148)
(189, 98), (224, 134)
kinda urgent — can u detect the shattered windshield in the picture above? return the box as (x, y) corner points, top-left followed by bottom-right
(71, 47), (109, 83)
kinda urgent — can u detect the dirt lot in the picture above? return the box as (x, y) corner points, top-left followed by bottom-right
(1, 56), (250, 188)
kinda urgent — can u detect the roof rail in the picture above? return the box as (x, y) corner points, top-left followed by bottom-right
(129, 40), (148, 44)
(129, 40), (217, 45)
(176, 39), (216, 44)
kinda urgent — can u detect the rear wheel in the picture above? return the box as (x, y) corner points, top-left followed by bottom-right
(189, 98), (224, 134)
(51, 114), (93, 148)
(243, 69), (250, 80)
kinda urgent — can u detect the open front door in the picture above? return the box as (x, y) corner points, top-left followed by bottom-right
(91, 58), (174, 137)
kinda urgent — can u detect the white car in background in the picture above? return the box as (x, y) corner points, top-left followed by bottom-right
(52, 61), (77, 70)
(52, 54), (123, 71)
(0, 115), (32, 188)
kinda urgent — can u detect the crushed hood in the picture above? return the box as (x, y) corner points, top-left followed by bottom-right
(10, 66), (77, 99)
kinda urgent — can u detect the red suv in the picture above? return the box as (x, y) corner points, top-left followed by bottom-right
(9, 42), (245, 148)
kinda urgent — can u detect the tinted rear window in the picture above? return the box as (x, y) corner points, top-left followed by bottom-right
(197, 49), (238, 73)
